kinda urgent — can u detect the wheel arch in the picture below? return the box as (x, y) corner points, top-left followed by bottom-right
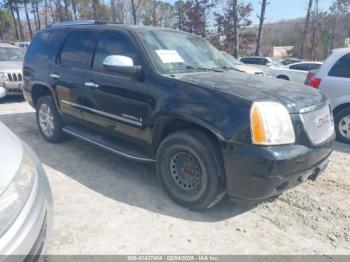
(277, 75), (290, 80)
(31, 83), (59, 110)
(151, 115), (224, 154)
(333, 103), (350, 116)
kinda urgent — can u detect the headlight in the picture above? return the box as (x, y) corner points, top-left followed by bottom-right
(0, 72), (7, 81)
(250, 101), (295, 145)
(0, 151), (37, 237)
(0, 72), (6, 87)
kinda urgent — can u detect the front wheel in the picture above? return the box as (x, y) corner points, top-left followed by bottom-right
(335, 108), (350, 144)
(156, 129), (225, 210)
(36, 95), (66, 143)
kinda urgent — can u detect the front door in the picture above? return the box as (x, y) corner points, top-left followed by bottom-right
(83, 30), (153, 142)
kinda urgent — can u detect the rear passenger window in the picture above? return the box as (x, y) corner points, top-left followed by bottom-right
(290, 63), (309, 71)
(93, 31), (140, 71)
(25, 30), (63, 63)
(59, 30), (94, 69)
(329, 54), (350, 78)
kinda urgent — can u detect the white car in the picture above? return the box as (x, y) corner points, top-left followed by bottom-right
(307, 48), (350, 143)
(239, 56), (280, 75)
(270, 62), (322, 84)
(14, 41), (30, 49)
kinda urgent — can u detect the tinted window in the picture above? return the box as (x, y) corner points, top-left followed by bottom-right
(59, 30), (94, 69)
(329, 54), (350, 78)
(241, 58), (258, 65)
(25, 30), (63, 63)
(309, 63), (321, 70)
(289, 63), (309, 71)
(93, 31), (140, 71)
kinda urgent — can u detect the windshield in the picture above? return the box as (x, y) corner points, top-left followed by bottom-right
(0, 47), (24, 62)
(221, 52), (243, 65)
(137, 30), (235, 73)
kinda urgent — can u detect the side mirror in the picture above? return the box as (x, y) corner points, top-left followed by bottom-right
(103, 55), (142, 79)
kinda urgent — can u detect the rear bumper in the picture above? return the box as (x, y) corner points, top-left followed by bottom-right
(223, 133), (335, 201)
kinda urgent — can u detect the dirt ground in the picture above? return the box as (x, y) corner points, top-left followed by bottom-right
(1, 97), (349, 255)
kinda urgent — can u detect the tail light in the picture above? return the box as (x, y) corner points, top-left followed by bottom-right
(307, 71), (314, 79)
(309, 77), (321, 89)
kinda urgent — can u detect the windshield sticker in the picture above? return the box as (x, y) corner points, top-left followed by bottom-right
(155, 50), (184, 64)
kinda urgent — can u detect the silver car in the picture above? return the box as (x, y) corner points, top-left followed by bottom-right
(0, 43), (25, 98)
(0, 122), (52, 257)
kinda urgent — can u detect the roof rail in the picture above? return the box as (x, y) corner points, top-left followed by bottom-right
(47, 20), (108, 28)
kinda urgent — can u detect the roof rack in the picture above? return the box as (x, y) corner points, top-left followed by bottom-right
(47, 20), (110, 28)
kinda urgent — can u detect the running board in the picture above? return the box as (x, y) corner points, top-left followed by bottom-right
(62, 125), (155, 163)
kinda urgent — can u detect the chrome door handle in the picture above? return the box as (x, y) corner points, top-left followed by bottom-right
(84, 82), (99, 89)
(49, 73), (61, 79)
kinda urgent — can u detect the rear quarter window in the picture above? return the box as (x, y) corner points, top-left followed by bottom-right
(25, 29), (63, 64)
(329, 54), (350, 78)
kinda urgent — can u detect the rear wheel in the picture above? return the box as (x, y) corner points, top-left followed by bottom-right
(335, 108), (350, 144)
(156, 129), (225, 210)
(277, 75), (289, 80)
(36, 95), (66, 143)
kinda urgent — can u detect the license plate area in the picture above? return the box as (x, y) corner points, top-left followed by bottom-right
(301, 105), (334, 145)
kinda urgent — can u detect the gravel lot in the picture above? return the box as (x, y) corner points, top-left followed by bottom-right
(1, 97), (350, 255)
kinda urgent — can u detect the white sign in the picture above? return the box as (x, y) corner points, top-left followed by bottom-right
(155, 50), (184, 64)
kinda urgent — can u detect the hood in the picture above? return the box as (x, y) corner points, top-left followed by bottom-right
(234, 64), (264, 74)
(177, 71), (326, 113)
(0, 122), (23, 195)
(0, 61), (23, 72)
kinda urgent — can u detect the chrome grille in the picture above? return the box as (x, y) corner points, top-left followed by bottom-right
(7, 73), (23, 82)
(301, 105), (334, 145)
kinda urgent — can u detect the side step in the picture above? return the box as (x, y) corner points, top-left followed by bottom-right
(62, 125), (155, 163)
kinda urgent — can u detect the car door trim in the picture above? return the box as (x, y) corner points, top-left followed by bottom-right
(61, 100), (143, 127)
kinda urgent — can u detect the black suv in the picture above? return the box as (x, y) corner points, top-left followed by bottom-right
(23, 21), (335, 210)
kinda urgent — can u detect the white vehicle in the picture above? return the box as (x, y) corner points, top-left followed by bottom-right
(307, 48), (350, 143)
(270, 62), (322, 84)
(14, 41), (30, 49)
(239, 56), (280, 75)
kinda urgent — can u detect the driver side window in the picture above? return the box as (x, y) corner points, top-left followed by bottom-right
(93, 31), (140, 71)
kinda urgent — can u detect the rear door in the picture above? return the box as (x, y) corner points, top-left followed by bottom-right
(320, 54), (350, 108)
(53, 29), (96, 123)
(288, 63), (310, 83)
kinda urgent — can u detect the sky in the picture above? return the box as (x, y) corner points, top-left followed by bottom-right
(246, 0), (334, 25)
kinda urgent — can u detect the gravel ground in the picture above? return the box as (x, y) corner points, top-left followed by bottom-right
(1, 97), (350, 255)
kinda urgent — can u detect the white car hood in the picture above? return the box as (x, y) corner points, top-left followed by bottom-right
(0, 61), (23, 72)
(0, 122), (23, 194)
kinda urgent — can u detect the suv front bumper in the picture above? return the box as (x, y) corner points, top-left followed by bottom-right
(1, 82), (23, 96)
(223, 133), (335, 201)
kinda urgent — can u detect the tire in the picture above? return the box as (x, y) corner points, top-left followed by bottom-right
(334, 107), (350, 144)
(36, 95), (66, 143)
(156, 129), (225, 210)
(277, 75), (289, 81)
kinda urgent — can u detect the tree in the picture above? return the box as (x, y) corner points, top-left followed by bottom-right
(300, 0), (313, 58)
(329, 0), (350, 51)
(174, 0), (186, 30)
(255, 0), (269, 56)
(130, 0), (143, 24)
(214, 0), (253, 57)
(23, 0), (33, 39)
(13, 0), (24, 40)
(6, 0), (19, 40)
(310, 0), (319, 60)
(0, 9), (12, 40)
(183, 0), (215, 37)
